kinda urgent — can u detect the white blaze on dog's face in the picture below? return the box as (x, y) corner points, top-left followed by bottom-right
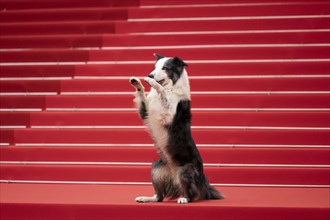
(149, 57), (171, 85)
(148, 53), (188, 86)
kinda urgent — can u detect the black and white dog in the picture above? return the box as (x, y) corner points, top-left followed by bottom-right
(130, 54), (224, 204)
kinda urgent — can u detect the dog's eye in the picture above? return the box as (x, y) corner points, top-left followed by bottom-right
(162, 67), (169, 71)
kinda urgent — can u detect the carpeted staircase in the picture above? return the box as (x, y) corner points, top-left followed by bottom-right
(0, 0), (329, 219)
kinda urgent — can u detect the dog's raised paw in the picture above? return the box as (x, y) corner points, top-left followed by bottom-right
(130, 77), (140, 86)
(130, 77), (144, 91)
(144, 77), (157, 86)
(177, 198), (189, 204)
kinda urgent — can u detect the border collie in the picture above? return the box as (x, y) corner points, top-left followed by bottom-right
(130, 54), (224, 204)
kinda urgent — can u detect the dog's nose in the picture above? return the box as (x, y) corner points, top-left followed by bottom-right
(148, 74), (154, 79)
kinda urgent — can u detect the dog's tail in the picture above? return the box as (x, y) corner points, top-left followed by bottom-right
(202, 178), (224, 200)
(205, 184), (225, 200)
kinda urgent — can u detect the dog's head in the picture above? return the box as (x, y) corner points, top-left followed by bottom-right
(148, 53), (188, 86)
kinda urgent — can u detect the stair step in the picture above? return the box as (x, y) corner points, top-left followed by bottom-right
(102, 31), (330, 46)
(0, 34), (103, 49)
(1, 111), (329, 127)
(1, 62), (329, 78)
(1, 146), (329, 165)
(1, 17), (329, 35)
(129, 3), (330, 19)
(0, 21), (117, 35)
(1, 32), (329, 49)
(1, 163), (329, 185)
(1, 128), (329, 145)
(2, 3), (328, 24)
(1, 78), (329, 93)
(1, 46), (329, 62)
(1, 94), (329, 109)
(116, 18), (330, 33)
(0, 8), (128, 23)
(0, 0), (139, 10)
(139, 0), (329, 6)
(1, 184), (328, 220)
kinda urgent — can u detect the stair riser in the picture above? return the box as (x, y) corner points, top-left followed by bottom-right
(2, 4), (329, 23)
(1, 78), (329, 93)
(1, 164), (329, 185)
(1, 129), (329, 145)
(2, 32), (329, 49)
(1, 18), (329, 35)
(1, 147), (329, 165)
(1, 112), (329, 127)
(1, 95), (329, 109)
(2, 62), (329, 77)
(1, 47), (329, 62)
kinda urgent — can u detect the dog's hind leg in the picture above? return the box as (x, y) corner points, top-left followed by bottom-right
(130, 77), (148, 120)
(177, 164), (200, 204)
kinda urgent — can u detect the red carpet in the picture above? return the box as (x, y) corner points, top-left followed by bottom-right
(0, 0), (329, 219)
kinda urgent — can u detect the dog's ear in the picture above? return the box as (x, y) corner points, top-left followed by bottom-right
(153, 53), (165, 61)
(173, 56), (188, 67)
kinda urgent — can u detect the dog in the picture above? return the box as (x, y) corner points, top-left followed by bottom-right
(129, 54), (224, 204)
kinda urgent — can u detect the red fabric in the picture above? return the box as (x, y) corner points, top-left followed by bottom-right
(0, 21), (117, 35)
(1, 184), (329, 220)
(1, 146), (330, 165)
(1, 8), (128, 23)
(1, 164), (329, 184)
(139, 0), (323, 5)
(1, 62), (329, 78)
(0, 65), (75, 78)
(0, 34), (103, 49)
(1, 78), (329, 93)
(129, 4), (330, 18)
(1, 128), (328, 145)
(116, 18), (330, 33)
(2, 46), (329, 62)
(1, 32), (329, 49)
(1, 111), (329, 127)
(0, 0), (329, 219)
(45, 94), (330, 108)
(0, 0), (140, 10)
(104, 32), (330, 46)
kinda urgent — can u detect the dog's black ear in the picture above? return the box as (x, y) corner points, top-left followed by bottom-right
(173, 56), (188, 67)
(153, 53), (165, 61)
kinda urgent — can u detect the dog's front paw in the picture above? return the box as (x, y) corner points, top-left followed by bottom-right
(130, 77), (144, 90)
(130, 77), (140, 86)
(144, 77), (157, 87)
(177, 197), (189, 204)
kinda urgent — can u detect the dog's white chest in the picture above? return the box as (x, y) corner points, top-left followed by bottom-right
(145, 88), (179, 155)
(147, 88), (178, 125)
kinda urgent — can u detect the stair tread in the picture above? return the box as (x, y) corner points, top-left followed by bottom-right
(0, 184), (329, 220)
